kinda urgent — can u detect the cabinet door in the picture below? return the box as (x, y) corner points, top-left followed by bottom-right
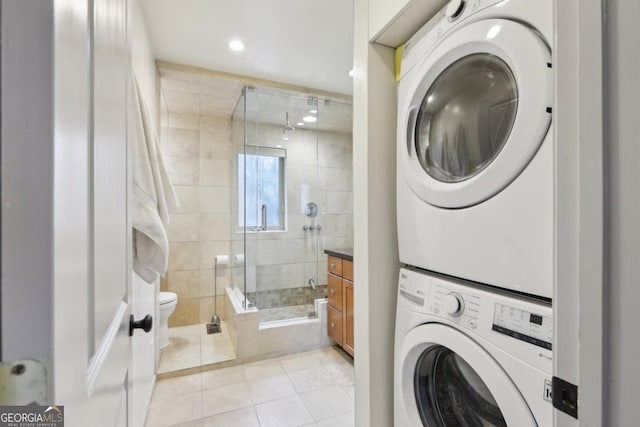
(328, 304), (344, 346)
(328, 273), (343, 310)
(328, 256), (343, 276)
(343, 279), (354, 356)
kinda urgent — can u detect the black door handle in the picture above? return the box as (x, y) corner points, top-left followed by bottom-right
(129, 314), (153, 336)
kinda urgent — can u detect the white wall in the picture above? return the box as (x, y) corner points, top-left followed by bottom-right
(353, 0), (399, 425)
(603, 0), (640, 424)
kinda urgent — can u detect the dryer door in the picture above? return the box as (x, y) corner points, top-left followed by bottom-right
(398, 323), (536, 426)
(399, 19), (551, 208)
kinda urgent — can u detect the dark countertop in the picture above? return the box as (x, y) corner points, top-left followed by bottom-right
(324, 248), (353, 261)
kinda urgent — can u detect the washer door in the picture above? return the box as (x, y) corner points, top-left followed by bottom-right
(399, 323), (536, 426)
(399, 19), (552, 208)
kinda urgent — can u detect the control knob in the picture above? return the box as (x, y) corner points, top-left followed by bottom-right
(446, 0), (466, 20)
(444, 292), (464, 317)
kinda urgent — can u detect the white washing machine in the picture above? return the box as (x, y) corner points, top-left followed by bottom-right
(394, 268), (553, 426)
(397, 0), (554, 299)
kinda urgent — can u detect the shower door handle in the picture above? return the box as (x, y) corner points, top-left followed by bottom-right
(261, 204), (267, 231)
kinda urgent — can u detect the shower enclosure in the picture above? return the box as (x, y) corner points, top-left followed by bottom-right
(230, 86), (353, 323)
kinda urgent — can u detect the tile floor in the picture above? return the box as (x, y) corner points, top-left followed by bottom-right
(159, 321), (235, 374)
(146, 346), (355, 427)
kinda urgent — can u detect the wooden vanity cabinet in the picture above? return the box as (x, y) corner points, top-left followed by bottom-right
(327, 255), (354, 356)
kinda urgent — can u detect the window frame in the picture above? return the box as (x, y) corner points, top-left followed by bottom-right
(236, 145), (288, 233)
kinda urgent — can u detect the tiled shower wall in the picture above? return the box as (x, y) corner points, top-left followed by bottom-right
(159, 70), (240, 327)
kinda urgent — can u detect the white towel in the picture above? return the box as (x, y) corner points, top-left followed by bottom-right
(131, 73), (179, 283)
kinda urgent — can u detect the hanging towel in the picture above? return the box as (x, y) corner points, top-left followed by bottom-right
(131, 73), (179, 283)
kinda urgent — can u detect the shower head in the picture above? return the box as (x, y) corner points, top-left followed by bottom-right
(283, 112), (295, 133)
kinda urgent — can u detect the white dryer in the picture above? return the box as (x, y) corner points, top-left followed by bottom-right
(397, 0), (554, 298)
(394, 268), (553, 426)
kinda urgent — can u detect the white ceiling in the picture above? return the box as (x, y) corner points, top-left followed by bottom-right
(141, 0), (355, 95)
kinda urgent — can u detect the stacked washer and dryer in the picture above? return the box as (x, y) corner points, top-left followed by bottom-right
(394, 0), (555, 425)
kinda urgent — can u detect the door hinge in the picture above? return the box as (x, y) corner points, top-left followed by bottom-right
(552, 376), (578, 419)
(0, 360), (48, 405)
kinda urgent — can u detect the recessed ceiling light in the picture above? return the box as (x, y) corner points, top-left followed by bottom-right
(229, 39), (245, 52)
(283, 138), (289, 141)
(277, 144), (283, 147)
(310, 109), (318, 114)
(303, 116), (317, 123)
(348, 69), (355, 77)
(297, 122), (305, 126)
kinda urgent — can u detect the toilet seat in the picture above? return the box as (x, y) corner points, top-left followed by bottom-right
(159, 291), (177, 305)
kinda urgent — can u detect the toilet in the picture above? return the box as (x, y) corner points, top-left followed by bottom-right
(158, 292), (178, 349)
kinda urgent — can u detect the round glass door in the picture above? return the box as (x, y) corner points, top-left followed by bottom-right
(398, 19), (552, 208)
(414, 345), (506, 426)
(415, 54), (518, 183)
(398, 323), (537, 426)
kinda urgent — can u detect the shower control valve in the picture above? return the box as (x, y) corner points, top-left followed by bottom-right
(303, 225), (309, 231)
(316, 224), (322, 231)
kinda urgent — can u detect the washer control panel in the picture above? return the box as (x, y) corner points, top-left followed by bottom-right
(492, 303), (553, 350)
(429, 279), (481, 329)
(398, 268), (553, 371)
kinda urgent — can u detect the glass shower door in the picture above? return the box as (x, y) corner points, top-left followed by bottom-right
(235, 86), (325, 321)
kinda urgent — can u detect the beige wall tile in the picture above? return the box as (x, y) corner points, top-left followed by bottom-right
(169, 297), (200, 327)
(160, 275), (169, 292)
(164, 156), (199, 185)
(199, 215), (231, 241)
(199, 186), (231, 214)
(200, 158), (230, 186)
(200, 269), (215, 297)
(161, 77), (200, 93)
(171, 186), (199, 214)
(167, 214), (199, 242)
(169, 113), (200, 130)
(168, 270), (200, 299)
(164, 128), (199, 158)
(169, 242), (200, 270)
(163, 89), (199, 115)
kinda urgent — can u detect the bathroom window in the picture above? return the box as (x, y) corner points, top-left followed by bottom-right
(238, 146), (287, 231)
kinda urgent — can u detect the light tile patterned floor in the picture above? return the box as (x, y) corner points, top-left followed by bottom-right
(159, 321), (236, 374)
(146, 346), (355, 427)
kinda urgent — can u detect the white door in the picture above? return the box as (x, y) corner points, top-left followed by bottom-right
(1, 1), (142, 425)
(398, 323), (536, 426)
(88, 0), (133, 424)
(398, 19), (552, 208)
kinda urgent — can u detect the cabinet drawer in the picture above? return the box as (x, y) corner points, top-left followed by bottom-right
(343, 260), (353, 281)
(327, 273), (343, 310)
(328, 256), (343, 277)
(327, 304), (343, 346)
